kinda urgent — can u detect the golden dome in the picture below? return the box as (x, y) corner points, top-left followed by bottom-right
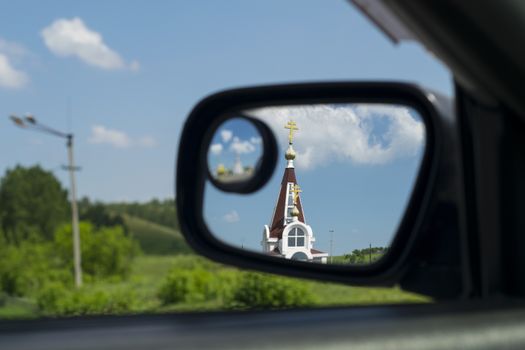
(285, 145), (296, 160)
(216, 163), (226, 176)
(291, 205), (300, 217)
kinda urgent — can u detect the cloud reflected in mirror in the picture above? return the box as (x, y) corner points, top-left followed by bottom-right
(207, 118), (263, 184)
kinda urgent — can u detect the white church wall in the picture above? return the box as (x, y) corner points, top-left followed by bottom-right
(261, 225), (271, 252)
(282, 222), (313, 260)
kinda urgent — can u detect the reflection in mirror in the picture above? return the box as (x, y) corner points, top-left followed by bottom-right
(205, 104), (426, 265)
(207, 118), (263, 185)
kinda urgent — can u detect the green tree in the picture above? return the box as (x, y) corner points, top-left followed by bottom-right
(79, 200), (128, 234)
(54, 221), (141, 280)
(343, 247), (388, 264)
(0, 165), (69, 244)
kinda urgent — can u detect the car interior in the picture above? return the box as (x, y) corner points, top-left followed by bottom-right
(2, 0), (525, 349)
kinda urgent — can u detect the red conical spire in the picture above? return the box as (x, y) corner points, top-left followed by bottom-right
(267, 120), (306, 239)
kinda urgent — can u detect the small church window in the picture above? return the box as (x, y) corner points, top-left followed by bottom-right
(288, 193), (294, 206)
(288, 227), (305, 247)
(287, 184), (294, 206)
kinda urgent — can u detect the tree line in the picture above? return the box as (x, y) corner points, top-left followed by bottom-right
(0, 164), (179, 245)
(344, 247), (388, 264)
(104, 198), (179, 229)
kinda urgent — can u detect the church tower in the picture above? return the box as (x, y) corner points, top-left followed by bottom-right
(261, 120), (328, 263)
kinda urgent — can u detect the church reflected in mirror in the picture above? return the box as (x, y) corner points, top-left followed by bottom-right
(261, 120), (328, 263)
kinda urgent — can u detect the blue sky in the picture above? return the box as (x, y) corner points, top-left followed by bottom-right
(0, 1), (451, 252)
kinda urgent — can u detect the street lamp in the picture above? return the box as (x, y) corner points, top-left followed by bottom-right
(329, 229), (334, 264)
(9, 114), (83, 288)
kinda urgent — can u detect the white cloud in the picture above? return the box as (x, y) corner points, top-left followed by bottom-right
(0, 54), (28, 89)
(0, 38), (30, 89)
(41, 17), (138, 71)
(88, 125), (131, 148)
(249, 104), (424, 169)
(88, 125), (158, 149)
(230, 136), (256, 154)
(138, 136), (157, 148)
(223, 210), (240, 223)
(210, 143), (223, 155)
(220, 129), (233, 143)
(250, 136), (262, 145)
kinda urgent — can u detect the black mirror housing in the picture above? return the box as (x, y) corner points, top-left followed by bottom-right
(177, 82), (467, 297)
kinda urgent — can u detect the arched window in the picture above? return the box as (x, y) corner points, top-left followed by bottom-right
(291, 252), (308, 261)
(288, 227), (305, 247)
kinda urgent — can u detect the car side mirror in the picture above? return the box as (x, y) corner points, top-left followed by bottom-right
(177, 82), (465, 295)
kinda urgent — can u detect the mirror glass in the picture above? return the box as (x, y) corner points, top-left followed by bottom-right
(205, 103), (426, 265)
(207, 118), (263, 184)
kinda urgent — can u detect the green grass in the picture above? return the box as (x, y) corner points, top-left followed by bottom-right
(309, 283), (428, 306)
(0, 295), (38, 319)
(124, 215), (191, 255)
(331, 253), (384, 265)
(0, 254), (430, 318)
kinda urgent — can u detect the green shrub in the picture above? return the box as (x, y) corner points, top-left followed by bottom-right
(35, 282), (68, 314)
(54, 222), (141, 280)
(0, 241), (70, 297)
(0, 221), (140, 298)
(157, 263), (317, 309)
(158, 268), (216, 304)
(37, 283), (137, 316)
(230, 272), (317, 309)
(214, 269), (239, 302)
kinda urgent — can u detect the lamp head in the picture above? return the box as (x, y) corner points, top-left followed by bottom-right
(9, 115), (26, 127)
(24, 114), (36, 124)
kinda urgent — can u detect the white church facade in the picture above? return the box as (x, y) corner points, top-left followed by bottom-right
(261, 120), (328, 263)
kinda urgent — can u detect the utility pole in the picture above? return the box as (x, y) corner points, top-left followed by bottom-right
(329, 229), (334, 263)
(10, 114), (83, 287)
(67, 134), (82, 287)
(369, 243), (372, 264)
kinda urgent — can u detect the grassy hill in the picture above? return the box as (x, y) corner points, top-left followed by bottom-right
(106, 199), (179, 230)
(124, 215), (191, 255)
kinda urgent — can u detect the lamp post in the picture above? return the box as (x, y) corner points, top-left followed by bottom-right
(9, 114), (83, 288)
(329, 229), (334, 264)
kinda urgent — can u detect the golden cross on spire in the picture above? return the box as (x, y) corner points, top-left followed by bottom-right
(284, 120), (298, 144)
(290, 183), (302, 205)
